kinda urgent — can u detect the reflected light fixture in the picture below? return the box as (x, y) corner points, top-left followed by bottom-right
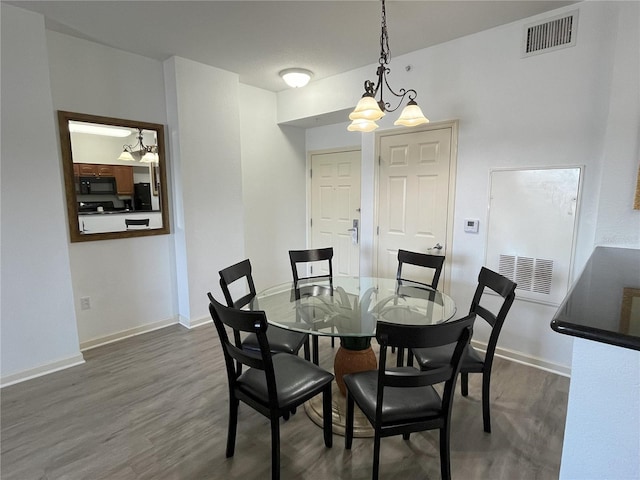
(69, 121), (131, 138)
(280, 68), (313, 88)
(348, 0), (429, 132)
(118, 128), (159, 163)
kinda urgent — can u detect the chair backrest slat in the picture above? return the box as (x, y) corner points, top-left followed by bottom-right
(396, 249), (445, 290)
(225, 342), (265, 370)
(383, 365), (454, 388)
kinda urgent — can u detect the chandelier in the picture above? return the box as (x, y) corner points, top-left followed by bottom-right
(117, 128), (158, 163)
(348, 0), (429, 132)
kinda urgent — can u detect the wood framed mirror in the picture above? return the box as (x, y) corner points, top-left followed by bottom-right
(58, 111), (170, 242)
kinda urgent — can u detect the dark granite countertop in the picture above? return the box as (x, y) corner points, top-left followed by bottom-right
(551, 246), (640, 351)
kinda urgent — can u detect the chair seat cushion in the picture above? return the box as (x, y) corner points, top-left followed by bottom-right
(242, 326), (308, 355)
(237, 354), (333, 408)
(343, 368), (442, 424)
(412, 344), (484, 372)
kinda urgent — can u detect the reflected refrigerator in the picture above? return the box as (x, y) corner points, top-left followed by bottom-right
(134, 183), (152, 211)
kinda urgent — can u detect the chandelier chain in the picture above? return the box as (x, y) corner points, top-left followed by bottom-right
(380, 0), (390, 65)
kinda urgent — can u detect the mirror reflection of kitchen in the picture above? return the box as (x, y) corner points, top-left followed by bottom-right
(69, 120), (163, 234)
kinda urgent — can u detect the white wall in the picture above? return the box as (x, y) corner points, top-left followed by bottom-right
(45, 31), (178, 346)
(164, 57), (245, 325)
(594, 1), (640, 248)
(560, 339), (640, 479)
(296, 2), (639, 373)
(239, 84), (307, 290)
(1, 5), (83, 383)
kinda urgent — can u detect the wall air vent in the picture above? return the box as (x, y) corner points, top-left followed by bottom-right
(523, 11), (578, 57)
(499, 254), (553, 296)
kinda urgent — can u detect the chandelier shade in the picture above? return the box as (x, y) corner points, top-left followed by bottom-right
(349, 95), (385, 121)
(118, 150), (136, 162)
(347, 118), (379, 132)
(394, 100), (429, 127)
(348, 0), (429, 132)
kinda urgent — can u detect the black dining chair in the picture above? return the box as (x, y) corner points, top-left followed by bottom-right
(396, 249), (445, 290)
(392, 249), (446, 356)
(207, 294), (333, 480)
(219, 259), (310, 361)
(412, 267), (517, 433)
(344, 315), (475, 480)
(289, 247), (335, 363)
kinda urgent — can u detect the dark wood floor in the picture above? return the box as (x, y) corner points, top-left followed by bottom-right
(1, 323), (569, 479)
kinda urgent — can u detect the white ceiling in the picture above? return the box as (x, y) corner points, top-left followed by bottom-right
(11, 0), (575, 92)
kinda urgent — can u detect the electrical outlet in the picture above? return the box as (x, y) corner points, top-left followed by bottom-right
(80, 296), (91, 310)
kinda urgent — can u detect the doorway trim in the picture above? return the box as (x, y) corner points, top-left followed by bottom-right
(373, 120), (459, 293)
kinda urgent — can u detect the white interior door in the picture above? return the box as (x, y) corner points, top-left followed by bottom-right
(377, 126), (455, 285)
(311, 150), (361, 276)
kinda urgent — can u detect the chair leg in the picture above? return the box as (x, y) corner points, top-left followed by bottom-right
(482, 370), (492, 433)
(270, 416), (281, 480)
(226, 398), (239, 457)
(372, 432), (381, 480)
(303, 339), (311, 362)
(407, 348), (414, 367)
(439, 426), (451, 480)
(322, 385), (333, 448)
(312, 336), (319, 365)
(460, 372), (469, 396)
(396, 347), (405, 367)
(345, 393), (354, 449)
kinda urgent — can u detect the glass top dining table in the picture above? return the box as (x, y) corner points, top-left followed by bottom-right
(251, 276), (457, 341)
(251, 276), (457, 437)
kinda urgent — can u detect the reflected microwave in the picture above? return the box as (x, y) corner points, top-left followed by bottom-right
(78, 176), (117, 195)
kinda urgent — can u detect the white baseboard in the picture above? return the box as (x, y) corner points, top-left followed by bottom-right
(179, 314), (210, 329)
(1, 354), (86, 388)
(80, 317), (179, 351)
(471, 339), (571, 377)
(1, 316), (205, 387)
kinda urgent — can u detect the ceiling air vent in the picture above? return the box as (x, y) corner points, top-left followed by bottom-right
(523, 10), (578, 57)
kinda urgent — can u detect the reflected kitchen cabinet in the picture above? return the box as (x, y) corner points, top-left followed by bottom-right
(77, 163), (99, 176)
(76, 163), (115, 177)
(97, 165), (114, 177)
(114, 166), (133, 195)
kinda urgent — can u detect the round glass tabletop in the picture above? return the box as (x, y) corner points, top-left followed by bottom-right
(252, 276), (456, 338)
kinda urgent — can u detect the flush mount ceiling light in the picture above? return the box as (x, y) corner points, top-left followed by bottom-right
(348, 0), (429, 132)
(280, 68), (313, 88)
(118, 128), (158, 163)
